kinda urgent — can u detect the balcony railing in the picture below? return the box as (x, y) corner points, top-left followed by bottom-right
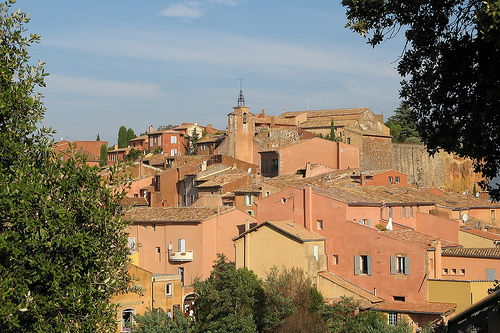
(169, 250), (194, 262)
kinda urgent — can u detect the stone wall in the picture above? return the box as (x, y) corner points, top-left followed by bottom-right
(391, 143), (444, 188)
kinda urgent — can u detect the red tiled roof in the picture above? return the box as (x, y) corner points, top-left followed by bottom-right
(279, 107), (372, 118)
(121, 197), (148, 206)
(366, 301), (456, 315)
(122, 206), (234, 223)
(233, 220), (325, 243)
(318, 271), (384, 303)
(459, 226), (500, 241)
(441, 247), (500, 259)
(197, 173), (248, 188)
(380, 230), (461, 249)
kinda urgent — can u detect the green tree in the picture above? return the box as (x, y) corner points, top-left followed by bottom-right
(385, 102), (421, 143)
(125, 148), (142, 162)
(193, 254), (265, 333)
(343, 0), (500, 198)
(127, 128), (136, 142)
(132, 307), (193, 333)
(96, 133), (100, 141)
(0, 2), (132, 331)
(100, 143), (108, 167)
(118, 125), (128, 148)
(185, 128), (199, 155)
(325, 119), (341, 142)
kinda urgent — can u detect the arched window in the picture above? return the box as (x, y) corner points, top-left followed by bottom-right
(242, 113), (248, 124)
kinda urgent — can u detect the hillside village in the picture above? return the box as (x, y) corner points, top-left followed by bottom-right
(56, 93), (500, 332)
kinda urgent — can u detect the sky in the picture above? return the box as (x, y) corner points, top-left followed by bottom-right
(19, 0), (406, 145)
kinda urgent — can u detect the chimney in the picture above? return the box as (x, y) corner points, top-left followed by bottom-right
(113, 144), (118, 150)
(360, 172), (365, 186)
(149, 125), (154, 133)
(305, 162), (312, 178)
(304, 185), (313, 231)
(262, 109), (266, 116)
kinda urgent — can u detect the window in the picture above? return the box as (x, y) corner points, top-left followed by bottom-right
(246, 210), (255, 217)
(451, 268), (457, 275)
(152, 224), (156, 231)
(265, 191), (270, 197)
(150, 137), (153, 148)
(314, 245), (319, 261)
(244, 194), (254, 206)
(178, 238), (186, 253)
(395, 176), (400, 183)
(170, 149), (177, 156)
(388, 176), (393, 184)
(388, 312), (399, 326)
(243, 113), (248, 124)
(271, 159), (279, 172)
(492, 210), (496, 220)
(200, 144), (206, 151)
(443, 268), (448, 274)
(166, 283), (173, 297)
(317, 220), (323, 230)
(347, 137), (351, 144)
(460, 269), (466, 275)
(391, 256), (410, 275)
(354, 255), (372, 275)
(334, 255), (339, 265)
(178, 267), (185, 287)
(128, 237), (135, 254)
(393, 296), (405, 302)
(122, 308), (135, 331)
(156, 247), (161, 261)
(171, 136), (177, 144)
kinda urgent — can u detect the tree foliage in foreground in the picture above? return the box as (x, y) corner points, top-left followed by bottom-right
(343, 0), (500, 198)
(132, 308), (193, 333)
(0, 1), (132, 331)
(192, 255), (411, 333)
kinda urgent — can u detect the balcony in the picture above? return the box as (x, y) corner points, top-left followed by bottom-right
(169, 250), (194, 262)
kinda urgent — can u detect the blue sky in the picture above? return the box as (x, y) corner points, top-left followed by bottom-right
(20, 0), (405, 145)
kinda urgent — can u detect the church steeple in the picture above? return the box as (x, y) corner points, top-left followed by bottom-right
(237, 77), (245, 106)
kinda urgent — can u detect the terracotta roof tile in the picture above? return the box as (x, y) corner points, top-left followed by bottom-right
(279, 107), (371, 118)
(317, 271), (384, 303)
(233, 220), (324, 243)
(123, 206), (234, 223)
(441, 247), (500, 259)
(121, 197), (148, 206)
(367, 300), (456, 315)
(459, 226), (500, 241)
(381, 230), (461, 249)
(197, 173), (248, 188)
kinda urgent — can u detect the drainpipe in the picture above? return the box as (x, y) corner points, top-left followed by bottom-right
(151, 277), (155, 310)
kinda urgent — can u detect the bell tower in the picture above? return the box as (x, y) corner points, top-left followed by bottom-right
(226, 81), (255, 164)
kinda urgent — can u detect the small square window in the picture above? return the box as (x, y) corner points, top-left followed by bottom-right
(443, 268), (448, 274)
(451, 269), (457, 275)
(388, 176), (393, 184)
(460, 269), (466, 275)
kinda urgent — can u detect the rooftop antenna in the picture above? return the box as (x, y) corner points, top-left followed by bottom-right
(238, 77), (245, 106)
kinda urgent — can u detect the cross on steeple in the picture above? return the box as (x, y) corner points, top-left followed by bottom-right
(237, 77), (245, 106)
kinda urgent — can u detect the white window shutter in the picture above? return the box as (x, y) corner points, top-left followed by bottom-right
(354, 255), (360, 275)
(404, 257), (410, 275)
(390, 257), (396, 275)
(367, 256), (372, 276)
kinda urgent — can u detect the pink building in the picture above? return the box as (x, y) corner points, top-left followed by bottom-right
(256, 185), (461, 303)
(123, 206), (256, 287)
(259, 137), (359, 177)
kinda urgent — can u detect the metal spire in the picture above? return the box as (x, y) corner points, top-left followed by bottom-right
(238, 77), (245, 106)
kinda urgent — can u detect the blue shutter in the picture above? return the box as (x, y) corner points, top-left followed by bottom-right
(390, 256), (396, 275)
(354, 255), (360, 275)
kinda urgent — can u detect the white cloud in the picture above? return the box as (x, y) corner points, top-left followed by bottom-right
(46, 74), (164, 100)
(205, 0), (237, 6)
(159, 2), (204, 19)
